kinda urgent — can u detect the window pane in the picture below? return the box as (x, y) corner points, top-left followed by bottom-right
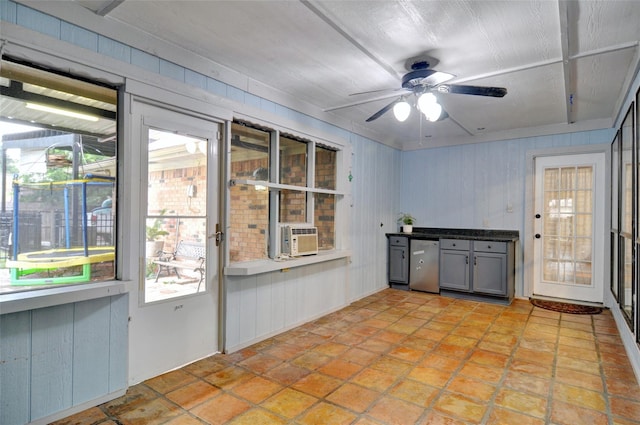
(622, 237), (633, 320)
(1, 62), (117, 294)
(279, 190), (307, 223)
(145, 129), (208, 302)
(280, 136), (307, 187)
(314, 193), (335, 250)
(229, 123), (270, 262)
(315, 146), (336, 190)
(541, 165), (594, 286)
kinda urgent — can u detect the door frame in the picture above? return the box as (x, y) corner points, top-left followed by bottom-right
(120, 82), (229, 384)
(523, 144), (611, 303)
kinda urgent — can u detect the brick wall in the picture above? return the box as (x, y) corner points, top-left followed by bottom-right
(229, 149), (336, 262)
(148, 164), (207, 254)
(229, 158), (269, 262)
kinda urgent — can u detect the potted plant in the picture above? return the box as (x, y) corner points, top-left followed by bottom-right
(398, 213), (416, 233)
(146, 210), (169, 257)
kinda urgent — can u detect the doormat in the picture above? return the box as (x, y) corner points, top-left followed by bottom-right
(530, 298), (603, 315)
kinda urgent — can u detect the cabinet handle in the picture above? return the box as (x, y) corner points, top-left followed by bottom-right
(465, 255), (468, 264)
(474, 256), (477, 266)
(402, 251), (405, 260)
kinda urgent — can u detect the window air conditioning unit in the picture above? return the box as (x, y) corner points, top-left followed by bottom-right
(281, 225), (318, 256)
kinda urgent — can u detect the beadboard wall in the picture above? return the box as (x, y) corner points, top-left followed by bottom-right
(0, 294), (128, 425)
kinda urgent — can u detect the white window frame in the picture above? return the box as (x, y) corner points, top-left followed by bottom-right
(224, 118), (351, 276)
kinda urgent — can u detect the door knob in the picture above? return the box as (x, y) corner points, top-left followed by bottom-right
(535, 234), (541, 239)
(535, 214), (541, 219)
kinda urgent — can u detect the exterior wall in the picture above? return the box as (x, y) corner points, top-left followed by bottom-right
(0, 293), (128, 425)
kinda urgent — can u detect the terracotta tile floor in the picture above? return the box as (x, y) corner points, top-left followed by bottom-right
(54, 289), (640, 425)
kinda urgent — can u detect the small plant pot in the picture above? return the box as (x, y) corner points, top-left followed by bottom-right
(146, 240), (164, 258)
(402, 224), (413, 233)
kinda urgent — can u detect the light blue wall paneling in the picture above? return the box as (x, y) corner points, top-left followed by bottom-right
(0, 311), (31, 425)
(401, 129), (613, 230)
(72, 297), (111, 405)
(0, 294), (128, 425)
(185, 69), (208, 90)
(98, 35), (131, 63)
(159, 59), (185, 82)
(30, 304), (74, 419)
(60, 22), (98, 51)
(132, 48), (161, 74)
(0, 0), (17, 23)
(349, 134), (402, 300)
(15, 3), (59, 38)
(225, 259), (349, 351)
(109, 293), (128, 391)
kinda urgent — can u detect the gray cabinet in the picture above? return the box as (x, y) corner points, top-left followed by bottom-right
(440, 238), (514, 303)
(439, 239), (470, 291)
(388, 236), (409, 285)
(473, 241), (507, 296)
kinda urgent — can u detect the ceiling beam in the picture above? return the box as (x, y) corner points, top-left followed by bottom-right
(300, 0), (400, 81)
(96, 0), (125, 17)
(558, 0), (575, 124)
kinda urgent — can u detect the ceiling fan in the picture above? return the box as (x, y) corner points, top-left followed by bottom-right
(360, 58), (507, 123)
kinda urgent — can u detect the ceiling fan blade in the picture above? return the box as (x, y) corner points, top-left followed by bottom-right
(437, 84), (507, 97)
(421, 71), (455, 87)
(365, 99), (399, 122)
(349, 87), (405, 97)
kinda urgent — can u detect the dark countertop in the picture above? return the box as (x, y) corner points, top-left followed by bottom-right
(386, 227), (519, 242)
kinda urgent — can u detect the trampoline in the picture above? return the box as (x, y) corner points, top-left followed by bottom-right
(6, 247), (115, 285)
(7, 175), (115, 285)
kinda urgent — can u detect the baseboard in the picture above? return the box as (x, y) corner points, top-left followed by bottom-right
(28, 389), (127, 425)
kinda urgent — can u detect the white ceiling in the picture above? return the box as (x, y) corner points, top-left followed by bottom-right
(47, 1), (640, 149)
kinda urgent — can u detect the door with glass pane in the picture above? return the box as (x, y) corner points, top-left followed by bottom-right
(533, 153), (605, 303)
(129, 101), (220, 383)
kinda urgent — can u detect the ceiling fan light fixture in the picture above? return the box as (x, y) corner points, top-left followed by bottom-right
(417, 93), (437, 111)
(417, 93), (442, 122)
(393, 100), (411, 122)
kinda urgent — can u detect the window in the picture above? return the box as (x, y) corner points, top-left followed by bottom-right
(0, 60), (117, 294)
(229, 121), (342, 263)
(619, 104), (635, 326)
(143, 128), (210, 303)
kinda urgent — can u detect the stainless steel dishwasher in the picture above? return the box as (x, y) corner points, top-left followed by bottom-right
(409, 239), (440, 293)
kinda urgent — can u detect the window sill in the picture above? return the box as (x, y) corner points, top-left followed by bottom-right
(224, 250), (351, 276)
(0, 280), (130, 315)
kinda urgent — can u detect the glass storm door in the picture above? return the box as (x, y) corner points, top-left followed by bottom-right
(129, 101), (220, 383)
(533, 153), (605, 303)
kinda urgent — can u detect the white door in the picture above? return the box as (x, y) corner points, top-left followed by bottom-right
(533, 153), (605, 303)
(129, 101), (220, 383)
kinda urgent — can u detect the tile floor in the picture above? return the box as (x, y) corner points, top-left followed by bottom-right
(54, 289), (640, 425)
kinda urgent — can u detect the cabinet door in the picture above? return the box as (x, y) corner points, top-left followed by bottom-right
(473, 252), (507, 295)
(389, 245), (408, 283)
(439, 250), (470, 291)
